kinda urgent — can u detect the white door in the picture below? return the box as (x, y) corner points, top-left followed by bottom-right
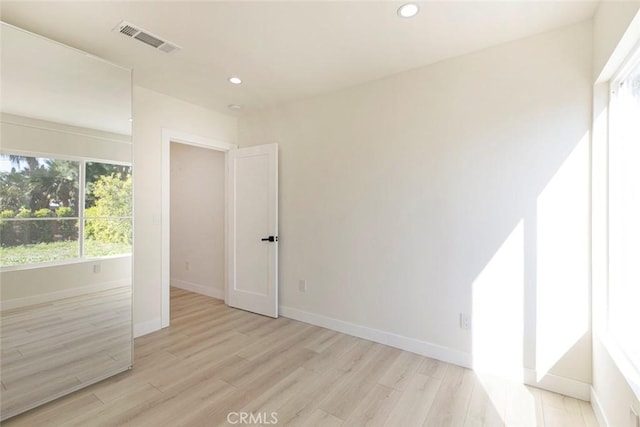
(227, 143), (278, 317)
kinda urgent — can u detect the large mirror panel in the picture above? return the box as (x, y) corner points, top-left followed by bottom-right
(0, 22), (133, 420)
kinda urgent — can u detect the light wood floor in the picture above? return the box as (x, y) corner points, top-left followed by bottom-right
(0, 287), (132, 420)
(4, 287), (598, 426)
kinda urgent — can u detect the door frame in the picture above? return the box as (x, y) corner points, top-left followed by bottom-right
(160, 128), (237, 328)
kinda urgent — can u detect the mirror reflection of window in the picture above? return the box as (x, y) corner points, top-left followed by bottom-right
(0, 155), (133, 267)
(84, 162), (132, 259)
(0, 155), (80, 266)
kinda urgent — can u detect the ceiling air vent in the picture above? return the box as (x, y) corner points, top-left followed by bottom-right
(113, 21), (181, 54)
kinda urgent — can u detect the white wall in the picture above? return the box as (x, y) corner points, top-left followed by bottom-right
(0, 256), (131, 309)
(239, 21), (593, 396)
(591, 3), (640, 426)
(593, 1), (640, 81)
(170, 143), (225, 299)
(132, 86), (237, 336)
(0, 114), (131, 166)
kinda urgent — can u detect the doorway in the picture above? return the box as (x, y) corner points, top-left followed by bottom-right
(170, 143), (225, 299)
(161, 129), (237, 328)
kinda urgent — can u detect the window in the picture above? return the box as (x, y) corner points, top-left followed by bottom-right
(0, 154), (132, 268)
(608, 52), (640, 374)
(84, 162), (132, 258)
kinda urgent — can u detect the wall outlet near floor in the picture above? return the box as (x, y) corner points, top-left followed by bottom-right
(185, 261), (190, 271)
(460, 313), (472, 330)
(298, 279), (307, 293)
(93, 264), (101, 274)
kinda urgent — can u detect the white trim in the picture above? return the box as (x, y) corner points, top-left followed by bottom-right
(133, 317), (162, 338)
(280, 305), (592, 400)
(79, 159), (86, 258)
(162, 129), (236, 152)
(0, 112), (131, 143)
(279, 305), (473, 369)
(161, 128), (236, 329)
(0, 279), (129, 311)
(0, 254), (131, 272)
(591, 386), (609, 427)
(601, 333), (640, 400)
(170, 278), (224, 300)
(0, 146), (132, 167)
(523, 369), (591, 401)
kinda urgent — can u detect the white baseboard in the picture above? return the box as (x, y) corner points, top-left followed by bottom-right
(279, 305), (473, 369)
(171, 278), (224, 300)
(0, 280), (129, 311)
(590, 386), (609, 426)
(134, 317), (162, 338)
(523, 369), (591, 401)
(280, 305), (592, 401)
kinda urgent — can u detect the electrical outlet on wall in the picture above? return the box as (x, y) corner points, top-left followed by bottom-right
(460, 313), (472, 330)
(298, 279), (307, 293)
(93, 264), (101, 274)
(185, 261), (190, 271)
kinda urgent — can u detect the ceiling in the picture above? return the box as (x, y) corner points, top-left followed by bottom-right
(0, 1), (599, 115)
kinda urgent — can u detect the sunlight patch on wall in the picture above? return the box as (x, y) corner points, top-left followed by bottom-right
(536, 133), (590, 380)
(471, 372), (542, 425)
(473, 220), (524, 380)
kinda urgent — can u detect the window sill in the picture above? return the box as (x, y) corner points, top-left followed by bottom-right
(600, 331), (640, 402)
(0, 254), (131, 272)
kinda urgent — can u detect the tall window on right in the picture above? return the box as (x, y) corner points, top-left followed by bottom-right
(608, 52), (640, 374)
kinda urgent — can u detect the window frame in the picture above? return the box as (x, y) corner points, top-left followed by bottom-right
(0, 150), (132, 271)
(605, 43), (640, 395)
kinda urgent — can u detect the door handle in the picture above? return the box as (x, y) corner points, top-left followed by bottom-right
(261, 236), (278, 242)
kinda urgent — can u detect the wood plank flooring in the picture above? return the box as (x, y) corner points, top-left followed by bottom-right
(3, 288), (598, 426)
(0, 287), (132, 420)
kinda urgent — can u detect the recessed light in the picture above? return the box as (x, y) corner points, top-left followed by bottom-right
(228, 104), (242, 110)
(228, 76), (242, 85)
(397, 3), (419, 18)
